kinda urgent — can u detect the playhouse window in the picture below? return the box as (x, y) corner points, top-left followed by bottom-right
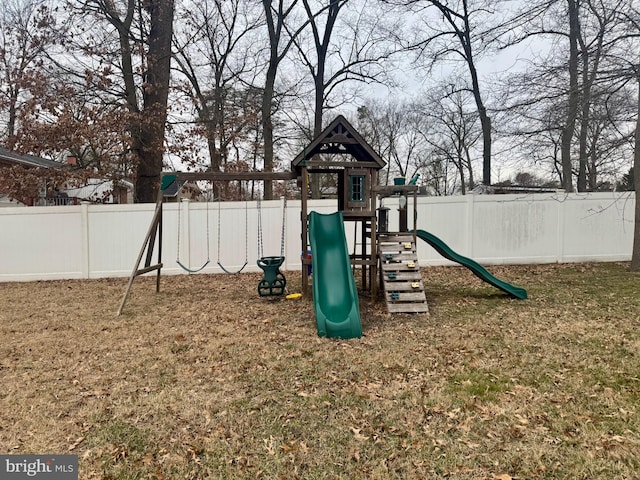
(349, 175), (365, 202)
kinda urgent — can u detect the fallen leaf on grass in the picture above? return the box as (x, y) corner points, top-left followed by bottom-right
(263, 436), (277, 455)
(350, 427), (368, 441)
(68, 436), (85, 451)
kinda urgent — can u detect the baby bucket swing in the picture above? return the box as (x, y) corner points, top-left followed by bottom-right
(257, 197), (287, 297)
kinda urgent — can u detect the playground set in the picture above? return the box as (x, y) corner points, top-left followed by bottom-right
(117, 116), (527, 339)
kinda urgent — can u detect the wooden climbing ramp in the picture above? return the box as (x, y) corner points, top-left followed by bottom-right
(378, 233), (429, 314)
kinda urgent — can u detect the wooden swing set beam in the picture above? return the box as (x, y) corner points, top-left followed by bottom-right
(166, 171), (297, 182)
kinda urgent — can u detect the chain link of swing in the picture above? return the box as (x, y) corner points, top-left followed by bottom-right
(257, 197), (287, 259)
(217, 193), (248, 274)
(176, 183), (287, 274)
(176, 199), (211, 273)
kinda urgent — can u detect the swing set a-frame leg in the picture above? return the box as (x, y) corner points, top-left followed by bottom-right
(117, 188), (165, 316)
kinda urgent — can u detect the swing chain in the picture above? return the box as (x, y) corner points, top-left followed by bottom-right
(177, 198), (181, 259)
(176, 197), (211, 273)
(280, 197), (287, 257)
(257, 197), (264, 259)
(257, 197), (286, 259)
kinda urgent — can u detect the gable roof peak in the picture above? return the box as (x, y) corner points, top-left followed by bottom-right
(291, 115), (385, 170)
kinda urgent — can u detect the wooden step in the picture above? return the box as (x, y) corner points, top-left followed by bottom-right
(384, 281), (424, 292)
(383, 271), (422, 281)
(378, 233), (415, 243)
(379, 252), (417, 262)
(377, 233), (429, 315)
(387, 302), (430, 314)
(386, 291), (428, 301)
(380, 262), (420, 272)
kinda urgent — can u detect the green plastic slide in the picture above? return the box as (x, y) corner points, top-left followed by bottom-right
(415, 230), (528, 300)
(308, 211), (362, 339)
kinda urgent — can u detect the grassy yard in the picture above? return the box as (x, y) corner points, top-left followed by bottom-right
(0, 262), (639, 479)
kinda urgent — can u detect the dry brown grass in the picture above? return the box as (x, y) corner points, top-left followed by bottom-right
(1, 263), (639, 479)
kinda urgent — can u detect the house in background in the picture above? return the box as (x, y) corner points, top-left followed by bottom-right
(0, 146), (133, 206)
(63, 178), (134, 204)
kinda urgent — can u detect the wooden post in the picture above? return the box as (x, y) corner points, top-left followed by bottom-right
(300, 169), (310, 296)
(156, 200), (163, 293)
(398, 194), (408, 232)
(117, 187), (165, 316)
(371, 169), (378, 299)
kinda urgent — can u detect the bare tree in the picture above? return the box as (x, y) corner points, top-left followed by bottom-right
(291, 0), (398, 195)
(172, 0), (264, 181)
(0, 0), (60, 148)
(296, 0), (396, 135)
(385, 0), (495, 185)
(67, 0), (175, 203)
(610, 3), (640, 270)
(494, 0), (633, 191)
(420, 85), (481, 194)
(357, 99), (427, 183)
(261, 0), (312, 199)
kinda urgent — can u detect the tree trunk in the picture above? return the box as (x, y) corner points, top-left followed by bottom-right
(577, 10), (604, 193)
(463, 71), (491, 186)
(456, 146), (466, 195)
(631, 73), (640, 271)
(464, 145), (475, 190)
(458, 162), (466, 195)
(135, 0), (174, 203)
(561, 0), (580, 193)
(577, 49), (589, 192)
(461, 11), (491, 186)
(6, 89), (18, 149)
(262, 63), (276, 200)
(479, 110), (491, 186)
(304, 0), (340, 198)
(309, 60), (325, 199)
(588, 128), (599, 191)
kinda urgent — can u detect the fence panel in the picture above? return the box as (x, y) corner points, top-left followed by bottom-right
(0, 192), (635, 282)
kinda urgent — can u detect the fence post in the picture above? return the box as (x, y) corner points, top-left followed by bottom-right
(81, 201), (90, 278)
(556, 195), (565, 263)
(466, 193), (475, 256)
(281, 196), (288, 270)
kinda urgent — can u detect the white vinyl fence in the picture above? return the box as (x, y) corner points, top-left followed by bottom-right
(0, 192), (635, 282)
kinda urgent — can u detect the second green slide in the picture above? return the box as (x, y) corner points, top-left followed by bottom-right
(415, 229), (527, 299)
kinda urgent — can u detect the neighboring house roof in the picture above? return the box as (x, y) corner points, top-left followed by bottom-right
(63, 178), (134, 202)
(0, 146), (62, 169)
(291, 115), (386, 171)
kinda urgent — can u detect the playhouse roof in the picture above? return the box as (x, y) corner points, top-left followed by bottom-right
(291, 115), (386, 171)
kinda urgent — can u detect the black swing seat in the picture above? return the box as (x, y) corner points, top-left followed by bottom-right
(257, 256), (286, 297)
